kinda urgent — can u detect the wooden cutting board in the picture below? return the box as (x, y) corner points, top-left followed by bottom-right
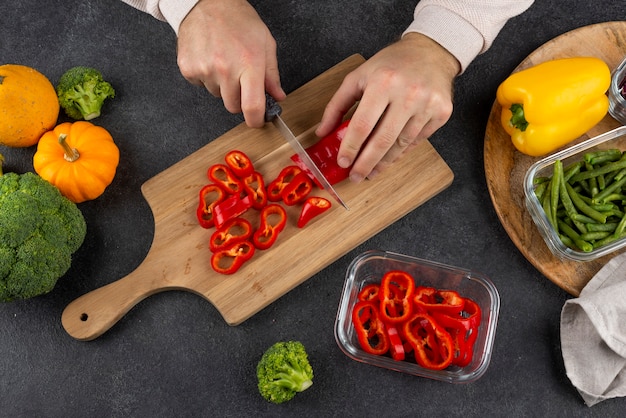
(484, 22), (626, 297)
(62, 54), (454, 340)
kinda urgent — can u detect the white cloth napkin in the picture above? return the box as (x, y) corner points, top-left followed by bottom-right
(561, 252), (626, 406)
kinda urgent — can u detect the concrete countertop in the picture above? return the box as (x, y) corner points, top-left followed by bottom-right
(1, 0), (624, 416)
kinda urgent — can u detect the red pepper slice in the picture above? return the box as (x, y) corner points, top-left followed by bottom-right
(209, 217), (253, 253)
(224, 150), (254, 179)
(280, 171), (313, 206)
(357, 283), (380, 302)
(267, 165), (302, 202)
(291, 120), (351, 187)
(252, 204), (287, 250)
(414, 286), (465, 316)
(210, 241), (255, 275)
(297, 196), (331, 228)
(207, 163), (244, 195)
(403, 312), (454, 370)
(386, 325), (405, 361)
(242, 171), (268, 210)
(379, 270), (415, 324)
(213, 194), (253, 229)
(352, 300), (390, 356)
(196, 184), (226, 229)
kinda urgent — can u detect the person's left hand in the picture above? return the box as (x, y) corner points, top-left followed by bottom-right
(316, 33), (460, 183)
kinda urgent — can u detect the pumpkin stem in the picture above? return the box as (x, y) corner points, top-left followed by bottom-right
(58, 133), (80, 162)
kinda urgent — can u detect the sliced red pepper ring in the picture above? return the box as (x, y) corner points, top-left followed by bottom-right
(291, 120), (351, 187)
(267, 165), (302, 202)
(207, 163), (244, 195)
(379, 270), (415, 324)
(209, 217), (253, 253)
(196, 183), (226, 229)
(242, 171), (268, 210)
(224, 150), (254, 179)
(403, 312), (454, 371)
(213, 194), (253, 229)
(280, 171), (313, 206)
(414, 286), (465, 316)
(357, 283), (380, 302)
(352, 300), (390, 356)
(252, 204), (287, 250)
(297, 196), (331, 228)
(210, 241), (255, 275)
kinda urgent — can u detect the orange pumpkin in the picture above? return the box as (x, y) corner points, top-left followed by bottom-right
(0, 64), (59, 147)
(34, 121), (120, 203)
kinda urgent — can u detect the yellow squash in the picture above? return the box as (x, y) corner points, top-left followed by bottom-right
(34, 121), (120, 203)
(496, 57), (611, 157)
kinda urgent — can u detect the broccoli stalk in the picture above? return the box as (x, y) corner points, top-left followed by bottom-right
(56, 66), (115, 120)
(256, 341), (314, 404)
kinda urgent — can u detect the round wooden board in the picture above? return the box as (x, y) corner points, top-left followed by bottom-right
(484, 21), (626, 296)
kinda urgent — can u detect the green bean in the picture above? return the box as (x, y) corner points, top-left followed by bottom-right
(551, 161), (561, 226)
(534, 181), (548, 201)
(586, 222), (618, 232)
(557, 219), (593, 252)
(580, 231), (611, 241)
(591, 176), (626, 204)
(564, 161), (584, 182)
(564, 181), (607, 223)
(584, 149), (622, 165)
(570, 159), (626, 182)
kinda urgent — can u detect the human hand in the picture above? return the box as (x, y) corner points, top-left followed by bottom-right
(316, 33), (460, 183)
(176, 0), (286, 127)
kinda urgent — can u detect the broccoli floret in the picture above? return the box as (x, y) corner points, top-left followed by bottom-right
(256, 341), (314, 404)
(57, 66), (115, 120)
(0, 158), (87, 303)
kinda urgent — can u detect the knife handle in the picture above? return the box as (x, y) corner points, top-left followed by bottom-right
(264, 93), (283, 122)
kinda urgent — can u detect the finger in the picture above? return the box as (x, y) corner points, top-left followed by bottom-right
(316, 71), (364, 138)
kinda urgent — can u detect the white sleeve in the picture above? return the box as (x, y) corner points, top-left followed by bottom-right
(404, 0), (535, 72)
(120, 0), (200, 34)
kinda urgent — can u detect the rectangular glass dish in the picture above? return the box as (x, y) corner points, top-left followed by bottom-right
(334, 250), (500, 383)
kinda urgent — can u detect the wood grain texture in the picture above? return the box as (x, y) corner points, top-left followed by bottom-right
(62, 54), (454, 340)
(484, 22), (626, 296)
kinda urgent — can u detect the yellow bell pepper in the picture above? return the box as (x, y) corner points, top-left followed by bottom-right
(496, 57), (610, 157)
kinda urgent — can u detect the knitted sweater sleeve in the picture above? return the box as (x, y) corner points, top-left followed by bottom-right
(404, 0), (535, 72)
(120, 0), (200, 34)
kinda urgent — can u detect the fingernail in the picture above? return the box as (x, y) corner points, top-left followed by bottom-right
(367, 169), (378, 180)
(350, 173), (364, 183)
(338, 157), (351, 168)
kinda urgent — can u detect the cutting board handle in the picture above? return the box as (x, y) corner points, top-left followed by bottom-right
(61, 264), (166, 341)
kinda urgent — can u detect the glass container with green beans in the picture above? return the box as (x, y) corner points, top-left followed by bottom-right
(525, 125), (626, 261)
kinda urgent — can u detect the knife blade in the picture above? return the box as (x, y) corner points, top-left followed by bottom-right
(265, 94), (349, 210)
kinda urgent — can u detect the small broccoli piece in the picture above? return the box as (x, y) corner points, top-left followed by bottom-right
(57, 66), (115, 120)
(0, 158), (87, 303)
(256, 341), (314, 404)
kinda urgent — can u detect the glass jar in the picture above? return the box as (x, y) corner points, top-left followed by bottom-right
(608, 56), (626, 125)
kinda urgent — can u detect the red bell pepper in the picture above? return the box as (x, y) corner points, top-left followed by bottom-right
(207, 163), (244, 195)
(209, 217), (253, 253)
(213, 194), (253, 229)
(280, 171), (313, 206)
(210, 240), (255, 275)
(403, 312), (454, 370)
(242, 171), (268, 210)
(196, 184), (226, 229)
(267, 165), (302, 202)
(429, 298), (481, 367)
(297, 196), (331, 228)
(252, 204), (287, 250)
(357, 283), (380, 302)
(379, 270), (415, 324)
(291, 120), (351, 187)
(352, 300), (390, 356)
(414, 286), (465, 316)
(224, 150), (254, 179)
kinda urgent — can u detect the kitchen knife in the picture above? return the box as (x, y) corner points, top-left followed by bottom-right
(265, 94), (349, 210)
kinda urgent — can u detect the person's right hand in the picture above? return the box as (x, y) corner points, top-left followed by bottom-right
(176, 0), (286, 127)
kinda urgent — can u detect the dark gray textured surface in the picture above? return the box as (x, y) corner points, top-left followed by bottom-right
(1, 1), (624, 416)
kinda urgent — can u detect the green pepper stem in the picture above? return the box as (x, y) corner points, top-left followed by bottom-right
(509, 103), (529, 132)
(58, 133), (80, 162)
